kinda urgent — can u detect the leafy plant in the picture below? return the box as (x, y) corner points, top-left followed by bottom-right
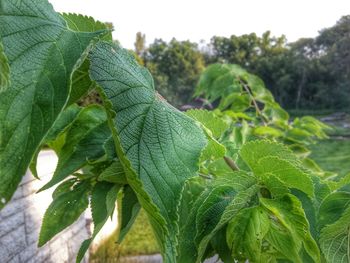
(0, 1), (349, 262)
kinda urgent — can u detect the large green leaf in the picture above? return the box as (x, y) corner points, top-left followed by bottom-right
(0, 0), (108, 208)
(40, 105), (110, 191)
(89, 42), (207, 262)
(77, 182), (120, 262)
(39, 180), (90, 246)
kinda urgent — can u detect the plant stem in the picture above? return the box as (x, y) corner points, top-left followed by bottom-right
(224, 156), (239, 171)
(240, 80), (268, 126)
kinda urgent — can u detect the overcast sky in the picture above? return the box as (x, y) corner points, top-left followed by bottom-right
(50, 0), (350, 49)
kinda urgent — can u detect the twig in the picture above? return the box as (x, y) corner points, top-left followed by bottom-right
(223, 156), (239, 171)
(199, 173), (213, 180)
(240, 80), (268, 126)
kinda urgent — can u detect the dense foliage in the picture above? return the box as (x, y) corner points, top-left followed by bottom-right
(0, 1), (349, 262)
(139, 17), (350, 110)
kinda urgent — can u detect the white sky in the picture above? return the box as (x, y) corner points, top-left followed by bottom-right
(50, 0), (350, 49)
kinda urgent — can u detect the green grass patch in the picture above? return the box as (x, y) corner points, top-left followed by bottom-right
(90, 209), (159, 262)
(310, 139), (350, 178)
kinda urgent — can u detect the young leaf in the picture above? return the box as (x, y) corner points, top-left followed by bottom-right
(186, 109), (229, 139)
(226, 206), (270, 262)
(240, 140), (314, 196)
(176, 172), (258, 262)
(40, 105), (110, 191)
(0, 0), (107, 208)
(260, 194), (320, 263)
(39, 180), (90, 246)
(77, 182), (120, 263)
(195, 173), (259, 261)
(52, 178), (77, 199)
(98, 160), (127, 184)
(118, 185), (141, 243)
(89, 42), (207, 262)
(240, 140), (300, 168)
(254, 156), (314, 197)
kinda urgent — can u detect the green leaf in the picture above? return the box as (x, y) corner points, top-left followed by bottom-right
(0, 41), (10, 91)
(98, 160), (127, 184)
(45, 104), (82, 149)
(186, 109), (229, 139)
(175, 172), (258, 262)
(240, 140), (300, 168)
(260, 195), (320, 263)
(253, 126), (284, 138)
(62, 13), (112, 41)
(52, 178), (77, 199)
(254, 156), (314, 197)
(77, 182), (120, 262)
(226, 206), (270, 262)
(61, 13), (112, 105)
(200, 130), (226, 162)
(0, 0), (107, 208)
(210, 226), (235, 263)
(194, 185), (237, 246)
(318, 191), (350, 230)
(39, 180), (90, 246)
(89, 42), (207, 262)
(195, 173), (259, 261)
(118, 185), (141, 243)
(319, 206), (350, 263)
(29, 104), (82, 178)
(40, 105), (110, 191)
(240, 140), (314, 196)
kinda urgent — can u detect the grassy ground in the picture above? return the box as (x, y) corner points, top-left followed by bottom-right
(310, 139), (350, 178)
(91, 209), (159, 262)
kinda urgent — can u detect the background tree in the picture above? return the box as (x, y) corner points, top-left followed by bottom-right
(143, 38), (205, 106)
(134, 32), (146, 57)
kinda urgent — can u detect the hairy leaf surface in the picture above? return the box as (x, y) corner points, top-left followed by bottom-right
(0, 42), (10, 91)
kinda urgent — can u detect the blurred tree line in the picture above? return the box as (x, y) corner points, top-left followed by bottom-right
(132, 16), (350, 110)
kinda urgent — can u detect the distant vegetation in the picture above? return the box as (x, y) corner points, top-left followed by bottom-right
(133, 16), (350, 111)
